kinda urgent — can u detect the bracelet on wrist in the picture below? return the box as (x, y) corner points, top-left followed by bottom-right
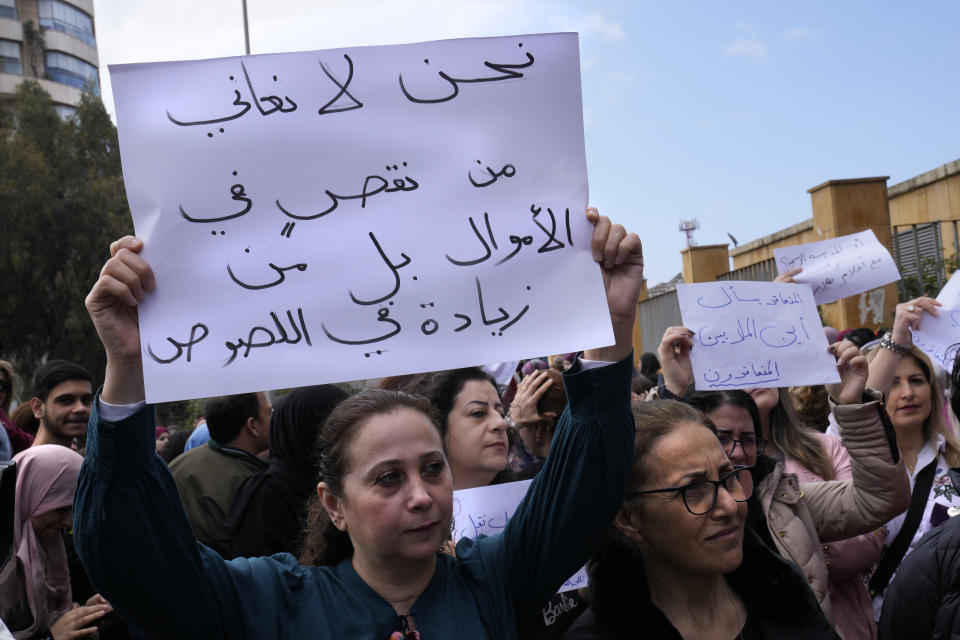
(880, 333), (910, 354)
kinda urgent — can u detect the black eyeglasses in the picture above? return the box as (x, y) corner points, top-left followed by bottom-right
(717, 435), (766, 459)
(627, 466), (753, 516)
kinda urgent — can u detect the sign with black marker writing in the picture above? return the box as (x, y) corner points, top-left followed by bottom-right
(772, 230), (900, 305)
(110, 33), (610, 402)
(677, 282), (840, 390)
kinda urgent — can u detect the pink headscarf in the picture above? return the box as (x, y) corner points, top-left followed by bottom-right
(3, 445), (83, 638)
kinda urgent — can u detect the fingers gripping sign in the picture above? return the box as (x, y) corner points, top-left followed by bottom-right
(583, 207), (644, 364)
(826, 339), (868, 405)
(86, 235), (156, 404)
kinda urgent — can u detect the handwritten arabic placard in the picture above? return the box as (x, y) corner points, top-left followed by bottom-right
(453, 480), (587, 593)
(677, 282), (840, 390)
(773, 230), (900, 305)
(911, 310), (960, 372)
(110, 33), (611, 402)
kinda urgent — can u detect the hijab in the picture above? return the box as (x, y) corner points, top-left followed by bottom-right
(225, 385), (347, 557)
(1, 445), (83, 638)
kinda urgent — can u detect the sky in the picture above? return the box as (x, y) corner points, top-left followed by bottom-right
(91, 0), (960, 285)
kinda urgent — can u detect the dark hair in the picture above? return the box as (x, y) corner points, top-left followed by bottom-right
(690, 388), (834, 480)
(639, 352), (660, 380)
(629, 400), (712, 490)
(204, 393), (262, 444)
(537, 369), (567, 436)
(159, 430), (191, 464)
(632, 375), (654, 396)
(688, 390), (762, 436)
(299, 389), (441, 566)
(31, 359), (92, 401)
(377, 374), (426, 392)
(842, 328), (877, 348)
(413, 367), (500, 437)
(11, 402), (39, 436)
(0, 360), (16, 414)
(789, 385), (830, 432)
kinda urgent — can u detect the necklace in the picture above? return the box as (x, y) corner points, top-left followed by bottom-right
(727, 583), (745, 640)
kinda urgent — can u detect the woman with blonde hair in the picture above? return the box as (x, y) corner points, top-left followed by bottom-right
(864, 297), (960, 617)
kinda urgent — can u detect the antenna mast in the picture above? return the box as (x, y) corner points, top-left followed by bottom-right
(678, 218), (700, 248)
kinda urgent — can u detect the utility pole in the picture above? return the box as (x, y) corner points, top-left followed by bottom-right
(242, 0), (251, 55)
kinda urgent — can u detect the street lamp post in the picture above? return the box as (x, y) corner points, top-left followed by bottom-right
(241, 0), (251, 55)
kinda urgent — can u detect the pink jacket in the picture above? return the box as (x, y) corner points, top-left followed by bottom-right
(785, 431), (885, 640)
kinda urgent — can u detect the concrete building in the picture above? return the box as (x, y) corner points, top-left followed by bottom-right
(0, 0), (98, 117)
(634, 158), (960, 355)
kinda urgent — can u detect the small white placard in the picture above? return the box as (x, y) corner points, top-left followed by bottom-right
(773, 230), (901, 305)
(937, 271), (960, 308)
(677, 281), (840, 390)
(911, 310), (960, 372)
(453, 480), (587, 593)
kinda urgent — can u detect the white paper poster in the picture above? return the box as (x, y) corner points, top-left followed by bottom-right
(911, 310), (960, 372)
(677, 282), (840, 390)
(109, 33), (611, 402)
(937, 271), (960, 308)
(773, 230), (901, 305)
(453, 480), (587, 593)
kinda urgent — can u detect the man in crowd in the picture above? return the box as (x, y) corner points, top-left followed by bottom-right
(29, 360), (93, 449)
(170, 392), (271, 558)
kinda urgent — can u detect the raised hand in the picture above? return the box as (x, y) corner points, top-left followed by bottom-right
(584, 207), (643, 363)
(826, 340), (869, 405)
(85, 236), (155, 403)
(657, 326), (695, 396)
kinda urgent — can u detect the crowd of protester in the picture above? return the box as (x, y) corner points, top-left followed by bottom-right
(2, 209), (960, 639)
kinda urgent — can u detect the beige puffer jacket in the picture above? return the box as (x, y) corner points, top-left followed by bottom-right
(757, 392), (910, 626)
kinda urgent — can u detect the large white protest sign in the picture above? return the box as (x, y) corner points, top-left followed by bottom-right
(110, 33), (611, 402)
(677, 282), (840, 390)
(911, 310), (960, 372)
(453, 480), (587, 593)
(773, 230), (900, 305)
(937, 271), (960, 308)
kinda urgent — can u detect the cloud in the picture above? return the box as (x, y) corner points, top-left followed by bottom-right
(784, 26), (818, 43)
(582, 12), (625, 42)
(548, 11), (625, 43)
(734, 21), (757, 37)
(723, 37), (769, 62)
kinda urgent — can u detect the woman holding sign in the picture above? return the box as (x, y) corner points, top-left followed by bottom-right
(73, 208), (640, 640)
(648, 327), (909, 637)
(564, 341), (902, 640)
(863, 296), (960, 618)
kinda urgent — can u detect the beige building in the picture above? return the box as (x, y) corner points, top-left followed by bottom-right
(634, 158), (960, 355)
(0, 0), (98, 117)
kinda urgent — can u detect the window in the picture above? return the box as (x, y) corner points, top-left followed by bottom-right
(0, 0), (16, 20)
(38, 0), (95, 47)
(54, 104), (76, 120)
(0, 39), (21, 74)
(45, 50), (99, 94)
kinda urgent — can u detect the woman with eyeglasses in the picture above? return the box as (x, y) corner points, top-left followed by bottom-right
(632, 330), (910, 639)
(563, 398), (840, 639)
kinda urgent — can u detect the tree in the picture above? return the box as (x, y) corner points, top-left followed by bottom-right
(0, 81), (134, 385)
(21, 20), (46, 78)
